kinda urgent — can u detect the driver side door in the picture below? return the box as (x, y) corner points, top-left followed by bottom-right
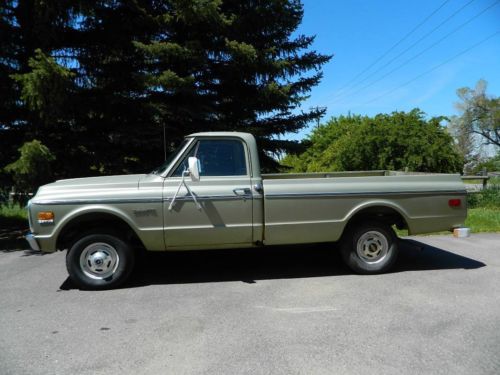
(163, 138), (254, 248)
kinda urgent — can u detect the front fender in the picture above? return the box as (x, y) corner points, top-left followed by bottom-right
(32, 204), (152, 252)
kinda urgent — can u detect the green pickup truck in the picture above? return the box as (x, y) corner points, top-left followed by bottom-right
(26, 132), (468, 289)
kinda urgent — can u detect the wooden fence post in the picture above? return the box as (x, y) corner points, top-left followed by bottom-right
(482, 168), (488, 189)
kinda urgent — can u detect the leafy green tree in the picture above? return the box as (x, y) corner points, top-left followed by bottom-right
(471, 153), (500, 174)
(451, 79), (500, 149)
(282, 109), (463, 173)
(0, 0), (80, 179)
(12, 49), (75, 120)
(4, 140), (56, 193)
(448, 115), (478, 174)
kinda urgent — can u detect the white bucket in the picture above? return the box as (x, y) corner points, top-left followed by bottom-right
(453, 227), (471, 238)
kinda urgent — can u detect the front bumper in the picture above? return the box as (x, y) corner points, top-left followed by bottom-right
(25, 233), (41, 251)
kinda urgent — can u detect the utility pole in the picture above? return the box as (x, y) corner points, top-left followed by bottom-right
(163, 123), (167, 161)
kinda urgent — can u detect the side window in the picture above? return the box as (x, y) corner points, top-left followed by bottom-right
(172, 145), (196, 177)
(172, 139), (247, 177)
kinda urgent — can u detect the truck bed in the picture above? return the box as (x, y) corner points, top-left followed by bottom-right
(261, 172), (467, 244)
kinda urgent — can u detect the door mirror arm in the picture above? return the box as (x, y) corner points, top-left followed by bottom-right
(168, 167), (201, 211)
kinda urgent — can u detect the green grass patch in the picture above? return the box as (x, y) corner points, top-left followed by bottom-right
(0, 203), (29, 250)
(462, 176), (500, 185)
(462, 177), (485, 184)
(466, 207), (500, 233)
(0, 203), (28, 225)
(463, 179), (487, 185)
(490, 176), (500, 184)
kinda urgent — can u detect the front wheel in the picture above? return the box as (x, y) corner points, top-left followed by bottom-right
(66, 233), (135, 290)
(340, 221), (398, 274)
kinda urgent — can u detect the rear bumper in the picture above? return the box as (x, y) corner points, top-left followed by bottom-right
(25, 233), (41, 251)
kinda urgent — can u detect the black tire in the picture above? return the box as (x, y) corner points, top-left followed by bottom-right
(66, 233), (135, 290)
(340, 221), (398, 274)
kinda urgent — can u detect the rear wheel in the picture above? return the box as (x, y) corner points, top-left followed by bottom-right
(66, 233), (135, 290)
(340, 221), (398, 274)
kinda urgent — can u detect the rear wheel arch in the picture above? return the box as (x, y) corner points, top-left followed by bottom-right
(343, 204), (409, 234)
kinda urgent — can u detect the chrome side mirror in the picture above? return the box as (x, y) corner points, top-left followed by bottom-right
(188, 156), (200, 182)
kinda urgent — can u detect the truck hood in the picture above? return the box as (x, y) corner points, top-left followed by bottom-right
(32, 174), (146, 202)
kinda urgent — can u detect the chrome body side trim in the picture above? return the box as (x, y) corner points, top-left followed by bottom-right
(264, 190), (466, 199)
(32, 198), (163, 205)
(32, 190), (465, 205)
(163, 194), (252, 202)
(33, 195), (256, 205)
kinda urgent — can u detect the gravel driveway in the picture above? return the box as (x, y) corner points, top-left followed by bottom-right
(1, 234), (499, 375)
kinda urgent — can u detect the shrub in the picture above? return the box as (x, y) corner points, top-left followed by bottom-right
(282, 109), (463, 173)
(471, 153), (500, 175)
(467, 185), (500, 209)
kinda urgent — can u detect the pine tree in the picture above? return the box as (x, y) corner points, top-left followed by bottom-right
(1, 0), (330, 179)
(135, 0), (331, 169)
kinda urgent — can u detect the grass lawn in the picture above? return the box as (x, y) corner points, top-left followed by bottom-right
(0, 204), (28, 250)
(466, 207), (500, 233)
(462, 176), (500, 185)
(0, 203), (28, 223)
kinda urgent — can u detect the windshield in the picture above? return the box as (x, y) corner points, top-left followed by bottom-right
(150, 138), (190, 175)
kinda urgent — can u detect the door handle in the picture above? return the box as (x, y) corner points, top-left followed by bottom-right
(233, 188), (251, 196)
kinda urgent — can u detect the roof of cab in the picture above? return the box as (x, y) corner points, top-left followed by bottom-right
(187, 131), (256, 143)
(188, 131), (251, 137)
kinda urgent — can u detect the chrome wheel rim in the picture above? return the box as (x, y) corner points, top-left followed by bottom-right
(356, 231), (389, 264)
(79, 242), (119, 280)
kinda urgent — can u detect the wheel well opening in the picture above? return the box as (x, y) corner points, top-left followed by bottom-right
(347, 206), (408, 231)
(56, 213), (145, 251)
